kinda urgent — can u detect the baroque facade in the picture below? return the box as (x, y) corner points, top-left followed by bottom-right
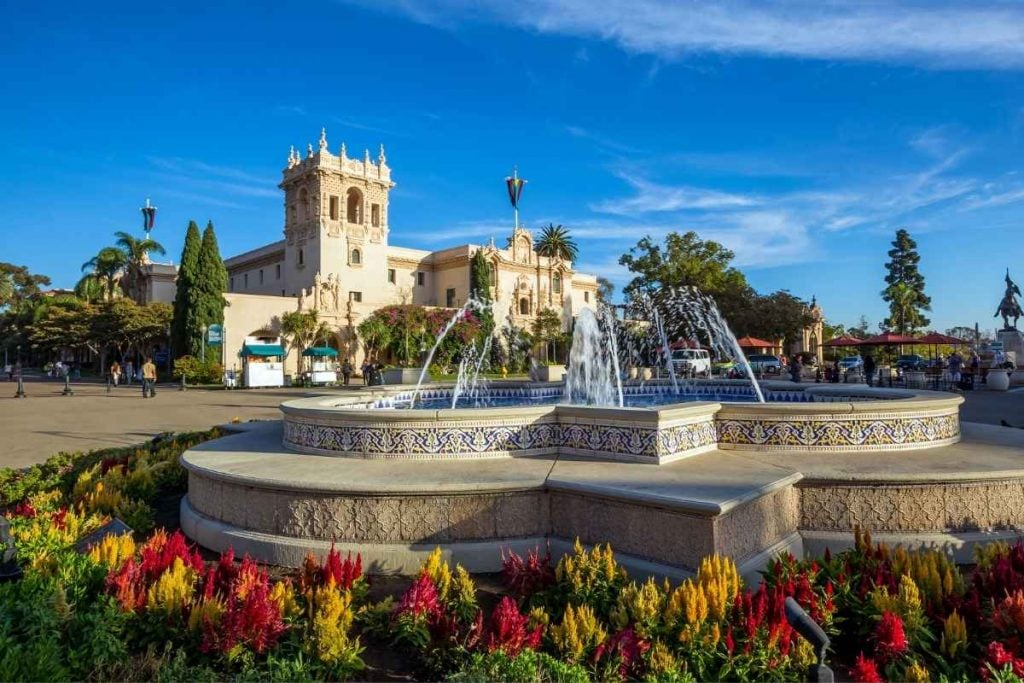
(220, 130), (598, 371)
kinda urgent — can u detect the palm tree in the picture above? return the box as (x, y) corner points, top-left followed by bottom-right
(115, 231), (165, 300)
(74, 274), (105, 303)
(81, 247), (127, 302)
(888, 281), (918, 335)
(535, 223), (579, 262)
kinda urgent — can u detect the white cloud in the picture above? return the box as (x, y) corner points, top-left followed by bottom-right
(591, 172), (757, 214)
(360, 0), (1024, 69)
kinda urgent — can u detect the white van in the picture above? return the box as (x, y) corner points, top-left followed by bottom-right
(670, 348), (712, 377)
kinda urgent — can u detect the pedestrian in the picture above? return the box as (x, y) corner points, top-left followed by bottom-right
(141, 356), (157, 398)
(341, 358), (353, 386)
(863, 354), (876, 387)
(948, 350), (964, 386)
(110, 360), (121, 387)
(125, 360), (134, 385)
(3, 363), (11, 381)
(970, 350), (981, 376)
(789, 355), (803, 383)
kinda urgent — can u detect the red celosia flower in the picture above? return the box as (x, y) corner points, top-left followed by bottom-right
(322, 546), (362, 590)
(396, 574), (441, 618)
(724, 626), (735, 655)
(107, 557), (146, 612)
(851, 652), (885, 683)
(138, 530), (203, 581)
(9, 500), (36, 518)
(50, 507), (68, 531)
(202, 581), (287, 655)
(501, 547), (555, 599)
(874, 611), (908, 662)
(593, 628), (651, 679)
(484, 597), (542, 657)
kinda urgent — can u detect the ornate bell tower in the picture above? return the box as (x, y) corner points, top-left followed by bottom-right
(278, 128), (395, 292)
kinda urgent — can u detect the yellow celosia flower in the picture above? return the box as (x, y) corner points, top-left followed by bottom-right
(420, 547), (452, 603)
(528, 606), (550, 630)
(270, 580), (300, 619)
(146, 557), (196, 615)
(941, 610), (967, 659)
(555, 540), (626, 597)
(905, 660), (931, 683)
(308, 584), (362, 665)
(188, 597), (224, 632)
(451, 565), (477, 614)
(88, 532), (136, 570)
(870, 574), (925, 633)
(551, 603), (607, 663)
(665, 579), (709, 630)
(975, 541), (1011, 571)
(647, 640), (678, 675)
(792, 638), (816, 669)
(611, 578), (664, 636)
(697, 555), (741, 621)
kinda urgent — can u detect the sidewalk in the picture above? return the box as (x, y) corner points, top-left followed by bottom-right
(0, 379), (303, 469)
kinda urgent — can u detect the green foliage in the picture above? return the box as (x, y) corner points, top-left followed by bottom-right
(280, 310), (331, 372)
(173, 355), (224, 384)
(358, 305), (483, 370)
(114, 231), (166, 302)
(171, 221), (202, 359)
(450, 649), (590, 683)
(596, 276), (615, 305)
(881, 229), (931, 334)
(81, 246), (128, 302)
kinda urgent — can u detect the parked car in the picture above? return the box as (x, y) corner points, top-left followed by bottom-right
(746, 354), (783, 374)
(895, 354), (926, 371)
(671, 348), (712, 377)
(838, 355), (863, 371)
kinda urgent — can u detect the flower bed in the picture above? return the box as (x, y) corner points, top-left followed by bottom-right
(5, 436), (1024, 681)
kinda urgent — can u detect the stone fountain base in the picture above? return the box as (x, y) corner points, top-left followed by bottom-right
(181, 418), (1024, 582)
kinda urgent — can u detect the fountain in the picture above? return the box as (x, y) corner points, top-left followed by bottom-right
(564, 306), (624, 407)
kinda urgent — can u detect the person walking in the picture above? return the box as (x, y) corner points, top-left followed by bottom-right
(863, 354), (876, 387)
(110, 360), (121, 387)
(948, 350), (964, 388)
(341, 359), (353, 386)
(970, 351), (981, 377)
(124, 360), (134, 385)
(361, 359), (371, 386)
(141, 357), (157, 398)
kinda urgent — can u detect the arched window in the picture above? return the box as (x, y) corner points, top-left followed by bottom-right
(346, 188), (363, 224)
(552, 273), (562, 294)
(487, 263), (496, 287)
(351, 248), (361, 265)
(519, 297), (530, 315)
(299, 188), (309, 221)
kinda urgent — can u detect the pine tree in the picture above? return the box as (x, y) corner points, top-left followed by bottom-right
(171, 221), (201, 359)
(881, 229), (931, 334)
(469, 248), (495, 343)
(191, 221), (229, 356)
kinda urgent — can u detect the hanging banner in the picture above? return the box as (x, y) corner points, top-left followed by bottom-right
(505, 175), (526, 209)
(141, 202), (157, 231)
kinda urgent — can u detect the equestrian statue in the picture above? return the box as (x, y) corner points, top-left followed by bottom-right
(996, 269), (1023, 330)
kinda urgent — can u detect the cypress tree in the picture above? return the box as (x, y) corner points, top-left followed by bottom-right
(469, 249), (495, 339)
(171, 221), (201, 359)
(881, 228), (931, 333)
(191, 221), (228, 356)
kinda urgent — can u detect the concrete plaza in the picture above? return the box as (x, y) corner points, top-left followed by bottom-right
(1, 376), (1023, 470)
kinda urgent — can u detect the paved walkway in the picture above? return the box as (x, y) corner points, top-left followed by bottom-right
(0, 377), (321, 469)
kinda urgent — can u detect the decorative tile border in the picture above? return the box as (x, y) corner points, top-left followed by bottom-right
(716, 411), (960, 452)
(283, 408), (720, 464)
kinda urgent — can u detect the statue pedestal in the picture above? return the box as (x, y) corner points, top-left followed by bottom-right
(997, 329), (1023, 364)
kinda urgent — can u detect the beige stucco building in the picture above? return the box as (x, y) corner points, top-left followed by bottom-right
(219, 130), (598, 376)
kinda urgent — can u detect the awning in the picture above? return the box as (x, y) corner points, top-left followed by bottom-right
(736, 336), (774, 348)
(823, 335), (864, 347)
(240, 343), (285, 357)
(302, 346), (339, 357)
(860, 332), (920, 345)
(916, 332), (969, 345)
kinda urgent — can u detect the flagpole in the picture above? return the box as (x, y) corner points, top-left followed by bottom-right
(513, 167), (519, 231)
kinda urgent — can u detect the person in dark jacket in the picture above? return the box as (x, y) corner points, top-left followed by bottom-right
(863, 354), (876, 387)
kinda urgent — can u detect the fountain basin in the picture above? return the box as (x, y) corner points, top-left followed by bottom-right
(280, 382), (962, 463)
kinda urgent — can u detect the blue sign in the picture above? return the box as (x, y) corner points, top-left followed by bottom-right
(207, 324), (223, 345)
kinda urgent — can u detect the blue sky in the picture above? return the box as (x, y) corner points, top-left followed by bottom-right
(2, 1), (1023, 333)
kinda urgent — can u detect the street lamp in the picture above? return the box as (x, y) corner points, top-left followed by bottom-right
(165, 323), (172, 374)
(200, 324), (208, 364)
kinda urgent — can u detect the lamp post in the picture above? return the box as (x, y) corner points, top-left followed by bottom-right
(200, 324), (208, 364)
(14, 344), (25, 398)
